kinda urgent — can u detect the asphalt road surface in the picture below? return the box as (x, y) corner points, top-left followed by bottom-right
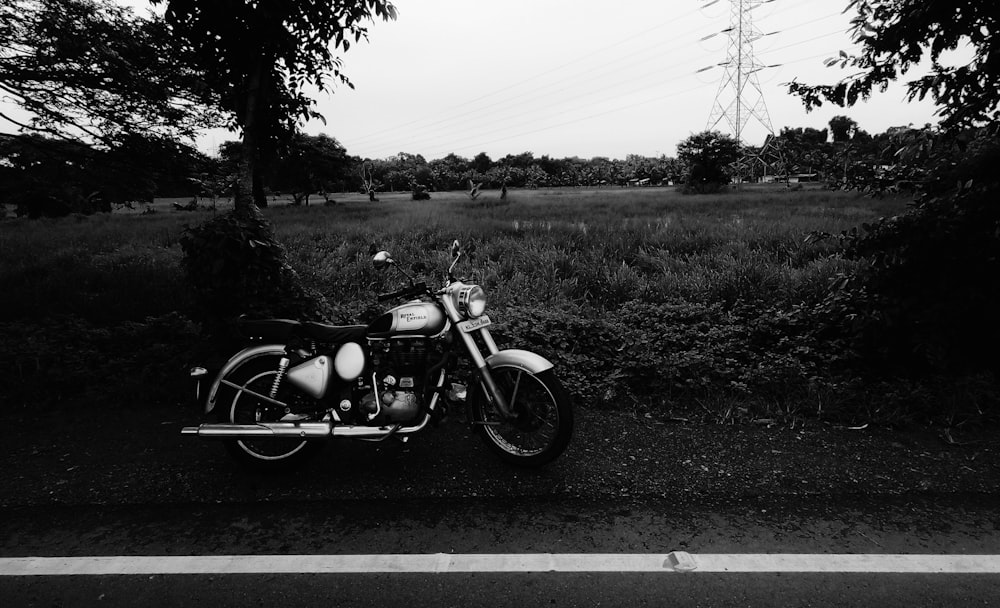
(1, 403), (998, 606)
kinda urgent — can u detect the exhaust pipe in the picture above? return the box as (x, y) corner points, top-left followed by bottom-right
(181, 422), (332, 438)
(181, 414), (431, 440)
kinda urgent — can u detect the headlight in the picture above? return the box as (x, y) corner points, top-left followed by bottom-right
(458, 285), (487, 318)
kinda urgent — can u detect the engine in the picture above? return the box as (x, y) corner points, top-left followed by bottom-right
(358, 338), (430, 424)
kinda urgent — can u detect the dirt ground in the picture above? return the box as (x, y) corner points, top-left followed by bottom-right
(1, 401), (997, 509)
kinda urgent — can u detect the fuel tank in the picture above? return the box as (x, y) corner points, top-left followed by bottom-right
(367, 302), (447, 339)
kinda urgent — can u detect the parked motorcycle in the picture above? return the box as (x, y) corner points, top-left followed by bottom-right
(182, 241), (573, 470)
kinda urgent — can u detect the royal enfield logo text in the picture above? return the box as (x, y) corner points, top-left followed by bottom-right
(396, 310), (428, 330)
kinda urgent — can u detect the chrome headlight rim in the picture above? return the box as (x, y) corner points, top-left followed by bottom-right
(457, 284), (487, 318)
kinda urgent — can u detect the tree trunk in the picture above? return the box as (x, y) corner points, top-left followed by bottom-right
(235, 50), (268, 218)
(253, 169), (268, 208)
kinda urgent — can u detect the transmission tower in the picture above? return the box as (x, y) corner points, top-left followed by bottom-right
(705, 0), (775, 180)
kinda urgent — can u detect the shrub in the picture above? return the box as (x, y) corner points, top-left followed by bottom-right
(179, 211), (330, 341)
(816, 131), (1000, 376)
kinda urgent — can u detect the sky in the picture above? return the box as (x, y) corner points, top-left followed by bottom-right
(278, 0), (942, 161)
(5, 0), (946, 161)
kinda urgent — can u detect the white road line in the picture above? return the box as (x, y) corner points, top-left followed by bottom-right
(3, 553), (1000, 576)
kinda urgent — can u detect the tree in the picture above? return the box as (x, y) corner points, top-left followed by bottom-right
(0, 0), (218, 148)
(428, 153), (470, 190)
(828, 115), (857, 143)
(788, 0), (999, 130)
(676, 131), (741, 194)
(271, 134), (351, 205)
(154, 0), (396, 216)
(790, 1), (1000, 378)
(0, 0), (218, 215)
(0, 132), (207, 216)
(471, 151), (492, 174)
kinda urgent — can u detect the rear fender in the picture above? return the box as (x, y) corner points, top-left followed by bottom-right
(204, 344), (288, 415)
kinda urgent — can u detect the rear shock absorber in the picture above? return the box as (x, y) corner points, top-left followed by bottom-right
(270, 357), (290, 399)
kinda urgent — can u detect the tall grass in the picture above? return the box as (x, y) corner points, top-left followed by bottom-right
(4, 186), (939, 420)
(266, 187), (901, 322)
(0, 212), (191, 322)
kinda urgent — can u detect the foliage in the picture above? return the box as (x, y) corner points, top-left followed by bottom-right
(274, 134), (352, 204)
(178, 211), (329, 341)
(676, 131), (741, 193)
(218, 134), (353, 205)
(493, 300), (829, 409)
(0, 133), (210, 217)
(154, 0), (397, 212)
(828, 115), (858, 143)
(368, 151), (680, 193)
(4, 188), (993, 424)
(0, 313), (201, 410)
(815, 131), (1000, 375)
(0, 0), (218, 147)
(788, 0), (999, 130)
(786, 1), (1000, 382)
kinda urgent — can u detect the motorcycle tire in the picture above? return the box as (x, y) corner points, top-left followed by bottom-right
(470, 366), (573, 468)
(215, 351), (324, 472)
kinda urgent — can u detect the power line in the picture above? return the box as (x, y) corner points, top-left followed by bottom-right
(349, 32), (713, 151)
(419, 80), (717, 159)
(382, 63), (713, 156)
(344, 3), (858, 160)
(342, 4), (709, 149)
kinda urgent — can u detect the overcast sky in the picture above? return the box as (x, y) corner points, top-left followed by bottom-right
(271, 0), (942, 162)
(6, 0), (945, 161)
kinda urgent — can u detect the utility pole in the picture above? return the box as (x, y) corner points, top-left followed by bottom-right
(705, 0), (775, 183)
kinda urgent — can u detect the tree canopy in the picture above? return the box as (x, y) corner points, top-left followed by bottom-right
(676, 131), (740, 193)
(0, 0), (218, 147)
(788, 0), (999, 130)
(153, 0), (397, 213)
(787, 1), (1000, 377)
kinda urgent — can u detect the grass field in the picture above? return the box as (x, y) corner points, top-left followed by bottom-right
(7, 184), (969, 424)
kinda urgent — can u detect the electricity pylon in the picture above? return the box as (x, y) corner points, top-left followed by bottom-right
(705, 0), (775, 182)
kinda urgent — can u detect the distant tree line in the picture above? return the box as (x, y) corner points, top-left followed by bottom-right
(361, 151), (684, 193)
(1, 115), (951, 217)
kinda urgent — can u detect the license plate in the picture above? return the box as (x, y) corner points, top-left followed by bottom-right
(458, 315), (492, 333)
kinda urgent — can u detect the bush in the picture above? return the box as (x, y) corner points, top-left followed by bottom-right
(494, 299), (837, 412)
(816, 131), (1000, 376)
(179, 211), (330, 341)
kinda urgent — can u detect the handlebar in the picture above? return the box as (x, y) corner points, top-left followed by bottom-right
(377, 282), (428, 302)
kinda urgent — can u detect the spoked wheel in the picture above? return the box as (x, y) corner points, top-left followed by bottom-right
(219, 355), (322, 472)
(471, 366), (573, 467)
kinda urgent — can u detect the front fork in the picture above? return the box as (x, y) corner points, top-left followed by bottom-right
(455, 326), (514, 419)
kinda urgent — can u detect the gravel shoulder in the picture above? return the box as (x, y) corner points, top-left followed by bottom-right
(0, 401), (997, 509)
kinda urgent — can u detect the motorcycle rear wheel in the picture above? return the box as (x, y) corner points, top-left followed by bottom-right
(471, 366), (573, 467)
(217, 354), (323, 471)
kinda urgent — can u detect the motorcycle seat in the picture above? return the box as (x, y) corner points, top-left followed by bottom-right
(238, 318), (300, 341)
(299, 322), (368, 344)
(238, 318), (368, 344)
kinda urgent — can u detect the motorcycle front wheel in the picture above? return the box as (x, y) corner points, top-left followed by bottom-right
(217, 353), (322, 472)
(470, 366), (573, 467)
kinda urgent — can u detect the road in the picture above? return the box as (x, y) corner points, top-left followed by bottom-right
(1, 405), (998, 606)
(2, 493), (999, 606)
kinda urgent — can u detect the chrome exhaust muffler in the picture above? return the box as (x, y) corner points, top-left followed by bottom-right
(181, 414), (431, 440)
(181, 422), (332, 438)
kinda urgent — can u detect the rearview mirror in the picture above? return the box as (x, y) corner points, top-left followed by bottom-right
(372, 251), (394, 269)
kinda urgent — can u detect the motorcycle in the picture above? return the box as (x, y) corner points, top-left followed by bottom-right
(181, 241), (573, 470)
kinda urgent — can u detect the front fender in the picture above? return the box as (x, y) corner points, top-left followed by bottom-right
(484, 349), (554, 375)
(204, 344), (288, 415)
(467, 349), (555, 425)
